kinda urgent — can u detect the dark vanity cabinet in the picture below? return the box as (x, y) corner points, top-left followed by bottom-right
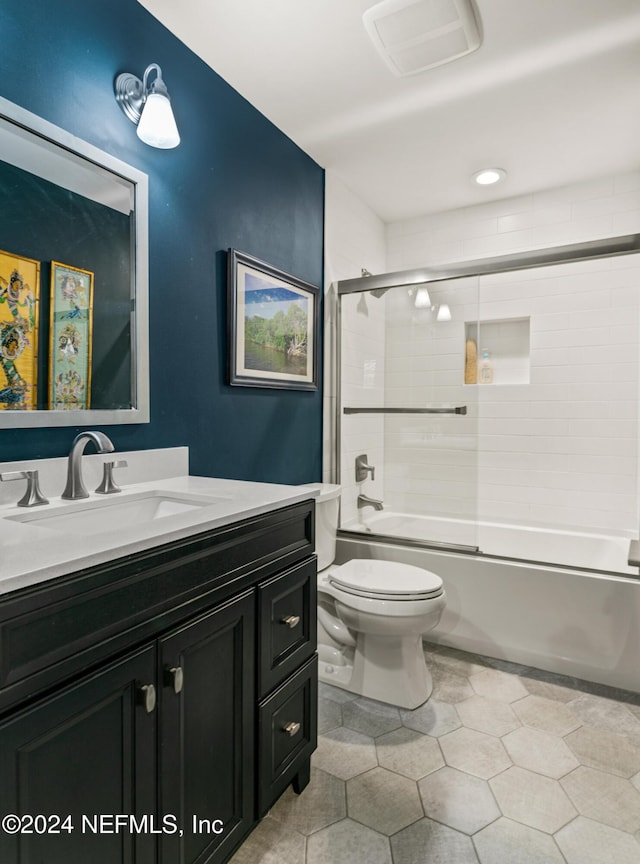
(0, 500), (317, 864)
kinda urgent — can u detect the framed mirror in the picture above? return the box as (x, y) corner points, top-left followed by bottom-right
(0, 95), (149, 427)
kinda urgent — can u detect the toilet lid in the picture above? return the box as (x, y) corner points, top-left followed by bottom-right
(329, 559), (443, 600)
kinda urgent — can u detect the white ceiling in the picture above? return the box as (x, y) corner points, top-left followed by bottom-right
(138, 0), (640, 223)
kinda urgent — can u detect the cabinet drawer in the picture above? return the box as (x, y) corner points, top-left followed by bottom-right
(258, 654), (317, 815)
(258, 558), (316, 697)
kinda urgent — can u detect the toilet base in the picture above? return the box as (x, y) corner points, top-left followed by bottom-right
(318, 635), (433, 709)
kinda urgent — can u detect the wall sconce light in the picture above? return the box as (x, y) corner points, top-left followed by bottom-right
(114, 63), (180, 149)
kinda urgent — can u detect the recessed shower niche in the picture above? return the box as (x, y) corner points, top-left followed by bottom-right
(465, 317), (530, 385)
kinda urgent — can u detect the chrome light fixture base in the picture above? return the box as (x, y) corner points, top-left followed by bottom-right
(115, 72), (145, 125)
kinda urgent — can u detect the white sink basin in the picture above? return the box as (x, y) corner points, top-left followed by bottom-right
(5, 490), (226, 536)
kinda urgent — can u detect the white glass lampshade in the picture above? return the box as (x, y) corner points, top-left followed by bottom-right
(136, 92), (180, 149)
(414, 286), (431, 308)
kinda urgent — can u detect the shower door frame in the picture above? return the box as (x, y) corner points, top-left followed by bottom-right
(333, 233), (640, 569)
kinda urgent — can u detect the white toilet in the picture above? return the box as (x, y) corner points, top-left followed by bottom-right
(302, 483), (446, 709)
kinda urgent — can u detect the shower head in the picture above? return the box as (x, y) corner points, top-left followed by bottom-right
(360, 267), (390, 297)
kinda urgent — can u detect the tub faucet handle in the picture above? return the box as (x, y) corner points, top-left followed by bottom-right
(355, 454), (375, 482)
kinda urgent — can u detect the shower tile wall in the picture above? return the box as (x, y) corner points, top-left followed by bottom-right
(381, 171), (640, 535)
(383, 276), (480, 527)
(383, 254), (640, 534)
(327, 170), (640, 533)
(386, 172), (640, 273)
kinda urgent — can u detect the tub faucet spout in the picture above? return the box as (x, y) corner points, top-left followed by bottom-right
(61, 431), (115, 500)
(358, 494), (384, 512)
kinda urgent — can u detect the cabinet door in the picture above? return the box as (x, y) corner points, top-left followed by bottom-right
(0, 646), (157, 864)
(159, 591), (255, 864)
(258, 558), (317, 697)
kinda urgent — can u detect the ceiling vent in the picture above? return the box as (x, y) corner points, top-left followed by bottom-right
(363, 0), (482, 77)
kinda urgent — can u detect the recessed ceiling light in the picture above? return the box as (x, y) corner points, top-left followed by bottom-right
(473, 168), (506, 186)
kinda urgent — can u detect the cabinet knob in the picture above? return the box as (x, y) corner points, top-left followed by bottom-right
(283, 721), (301, 737)
(281, 615), (300, 629)
(164, 666), (184, 694)
(138, 683), (156, 714)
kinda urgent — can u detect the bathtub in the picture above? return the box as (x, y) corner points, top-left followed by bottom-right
(338, 512), (640, 693)
(343, 511), (636, 575)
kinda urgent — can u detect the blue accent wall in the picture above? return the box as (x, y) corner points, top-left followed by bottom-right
(0, 0), (324, 484)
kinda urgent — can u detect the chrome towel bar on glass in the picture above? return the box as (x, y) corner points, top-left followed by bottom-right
(343, 406), (467, 415)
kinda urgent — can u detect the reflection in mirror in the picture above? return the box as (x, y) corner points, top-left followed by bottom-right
(0, 96), (148, 427)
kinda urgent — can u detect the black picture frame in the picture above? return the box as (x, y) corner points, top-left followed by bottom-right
(227, 249), (319, 390)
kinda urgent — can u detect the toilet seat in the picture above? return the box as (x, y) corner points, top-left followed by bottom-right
(329, 559), (443, 601)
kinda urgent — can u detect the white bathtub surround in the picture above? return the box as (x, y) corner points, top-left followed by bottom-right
(337, 535), (640, 694)
(0, 447), (317, 595)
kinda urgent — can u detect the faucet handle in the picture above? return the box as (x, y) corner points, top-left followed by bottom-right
(355, 454), (375, 482)
(0, 470), (49, 507)
(95, 460), (128, 495)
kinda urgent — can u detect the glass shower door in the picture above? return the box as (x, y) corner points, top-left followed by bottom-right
(336, 240), (640, 577)
(339, 275), (481, 552)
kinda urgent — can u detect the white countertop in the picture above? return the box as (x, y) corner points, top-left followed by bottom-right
(0, 472), (317, 597)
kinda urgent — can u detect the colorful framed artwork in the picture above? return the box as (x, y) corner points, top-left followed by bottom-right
(0, 249), (40, 411)
(227, 249), (319, 390)
(49, 261), (94, 410)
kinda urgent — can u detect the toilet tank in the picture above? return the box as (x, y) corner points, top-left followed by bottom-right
(299, 483), (341, 570)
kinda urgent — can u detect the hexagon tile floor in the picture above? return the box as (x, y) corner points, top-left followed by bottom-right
(230, 643), (640, 864)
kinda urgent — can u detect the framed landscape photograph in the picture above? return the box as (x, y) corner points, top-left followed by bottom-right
(48, 261), (94, 410)
(0, 249), (40, 411)
(227, 249), (319, 390)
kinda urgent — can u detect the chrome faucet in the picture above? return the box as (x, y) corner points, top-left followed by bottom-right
(357, 494), (384, 512)
(61, 431), (115, 500)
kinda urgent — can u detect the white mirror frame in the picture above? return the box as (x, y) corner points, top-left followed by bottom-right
(0, 95), (149, 427)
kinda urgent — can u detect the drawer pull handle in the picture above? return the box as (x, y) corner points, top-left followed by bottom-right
(283, 721), (301, 737)
(281, 615), (300, 629)
(138, 683), (157, 714)
(165, 666), (184, 694)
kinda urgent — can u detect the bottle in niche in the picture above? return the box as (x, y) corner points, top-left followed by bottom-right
(479, 349), (494, 384)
